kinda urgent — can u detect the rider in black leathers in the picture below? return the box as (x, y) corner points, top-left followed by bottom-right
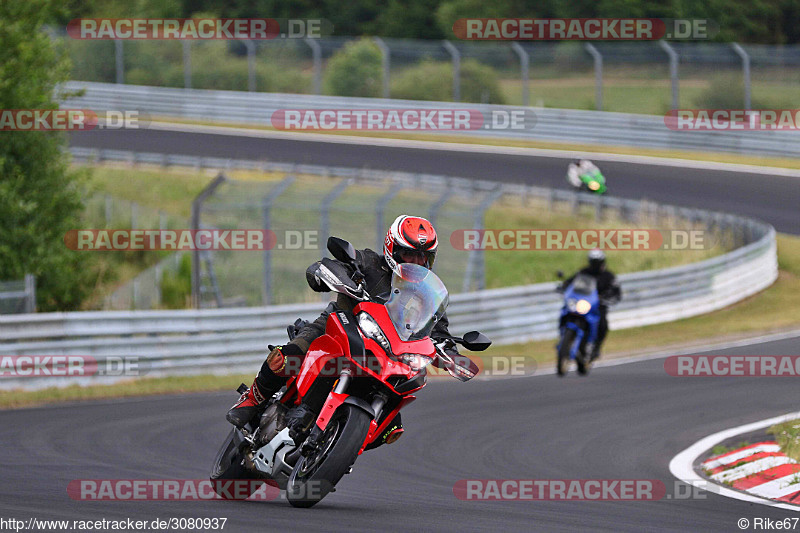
(561, 249), (621, 361)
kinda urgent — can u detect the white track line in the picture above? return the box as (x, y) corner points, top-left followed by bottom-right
(669, 410), (800, 511)
(148, 121), (800, 178)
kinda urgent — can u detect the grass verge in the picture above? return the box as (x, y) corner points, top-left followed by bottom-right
(769, 419), (800, 462)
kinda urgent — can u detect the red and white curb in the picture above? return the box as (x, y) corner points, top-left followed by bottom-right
(703, 442), (800, 504)
(670, 410), (800, 511)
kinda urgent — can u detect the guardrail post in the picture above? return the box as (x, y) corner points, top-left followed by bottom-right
(305, 38), (322, 95)
(443, 41), (461, 102)
(261, 175), (296, 305)
(510, 43), (530, 106)
(191, 173), (227, 308)
(320, 180), (352, 258)
(24, 274), (35, 313)
(731, 43), (751, 109)
(659, 40), (679, 110)
(244, 40), (256, 92)
(375, 183), (404, 250)
(373, 37), (391, 98)
(114, 39), (124, 84)
(584, 43), (603, 111)
(594, 195), (604, 221)
(182, 40), (192, 89)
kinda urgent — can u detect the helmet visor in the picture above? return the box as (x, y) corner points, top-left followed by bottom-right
(395, 248), (435, 268)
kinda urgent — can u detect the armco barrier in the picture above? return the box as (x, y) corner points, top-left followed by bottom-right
(62, 81), (800, 158)
(0, 154), (778, 388)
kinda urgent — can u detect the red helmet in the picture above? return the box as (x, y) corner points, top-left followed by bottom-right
(383, 215), (438, 275)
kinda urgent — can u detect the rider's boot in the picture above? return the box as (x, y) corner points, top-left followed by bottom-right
(226, 347), (288, 428)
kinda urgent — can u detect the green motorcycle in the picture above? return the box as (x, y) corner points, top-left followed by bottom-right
(567, 162), (607, 195)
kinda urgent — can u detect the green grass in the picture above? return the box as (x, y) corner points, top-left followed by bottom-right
(769, 418), (800, 462)
(483, 195), (723, 288)
(497, 76), (800, 115)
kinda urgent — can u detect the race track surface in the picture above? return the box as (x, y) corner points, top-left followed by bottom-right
(2, 335), (798, 532)
(68, 129), (800, 234)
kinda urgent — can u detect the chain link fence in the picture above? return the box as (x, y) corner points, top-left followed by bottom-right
(58, 31), (800, 114)
(81, 193), (189, 310)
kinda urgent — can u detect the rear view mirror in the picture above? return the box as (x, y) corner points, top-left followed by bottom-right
(328, 236), (357, 264)
(461, 331), (492, 351)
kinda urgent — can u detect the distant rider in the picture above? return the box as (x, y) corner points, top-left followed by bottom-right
(561, 249), (621, 361)
(566, 159), (599, 189)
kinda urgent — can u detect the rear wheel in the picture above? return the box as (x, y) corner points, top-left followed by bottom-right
(557, 328), (576, 377)
(209, 427), (264, 499)
(287, 404), (371, 508)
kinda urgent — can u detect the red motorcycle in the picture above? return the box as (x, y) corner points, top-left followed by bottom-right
(210, 237), (490, 507)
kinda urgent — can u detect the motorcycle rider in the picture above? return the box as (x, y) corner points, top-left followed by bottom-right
(566, 159), (599, 189)
(560, 249), (621, 361)
(226, 215), (459, 441)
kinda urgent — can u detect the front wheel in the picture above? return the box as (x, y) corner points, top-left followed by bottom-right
(557, 328), (577, 377)
(287, 404), (371, 508)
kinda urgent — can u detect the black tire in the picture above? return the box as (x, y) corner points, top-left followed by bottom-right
(557, 328), (577, 377)
(577, 352), (590, 376)
(287, 404), (371, 508)
(209, 427), (263, 499)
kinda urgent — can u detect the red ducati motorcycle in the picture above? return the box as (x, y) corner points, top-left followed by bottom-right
(210, 237), (490, 507)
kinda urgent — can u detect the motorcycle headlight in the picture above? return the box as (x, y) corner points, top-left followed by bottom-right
(576, 299), (592, 314)
(588, 181), (600, 191)
(398, 354), (434, 371)
(357, 312), (392, 354)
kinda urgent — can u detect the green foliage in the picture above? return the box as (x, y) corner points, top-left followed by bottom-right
(323, 38), (383, 97)
(391, 59), (506, 104)
(160, 254), (192, 309)
(0, 0), (96, 311)
(121, 41), (310, 92)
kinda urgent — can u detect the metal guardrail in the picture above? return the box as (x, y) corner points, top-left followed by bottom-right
(63, 81), (800, 158)
(0, 151), (778, 388)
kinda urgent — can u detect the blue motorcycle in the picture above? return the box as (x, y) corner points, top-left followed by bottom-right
(555, 272), (601, 377)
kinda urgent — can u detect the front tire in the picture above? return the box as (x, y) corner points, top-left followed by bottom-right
(287, 404), (371, 508)
(557, 328), (577, 377)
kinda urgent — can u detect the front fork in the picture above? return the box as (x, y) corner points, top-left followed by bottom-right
(300, 370), (386, 457)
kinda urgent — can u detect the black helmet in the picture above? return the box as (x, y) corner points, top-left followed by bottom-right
(588, 248), (606, 272)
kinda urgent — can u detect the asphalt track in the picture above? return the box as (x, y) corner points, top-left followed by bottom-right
(68, 128), (800, 234)
(1, 336), (799, 532)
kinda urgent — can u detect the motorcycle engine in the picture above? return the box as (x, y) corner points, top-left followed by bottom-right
(258, 403), (288, 446)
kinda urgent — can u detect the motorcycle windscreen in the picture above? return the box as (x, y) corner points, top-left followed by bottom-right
(385, 263), (449, 341)
(571, 273), (597, 295)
